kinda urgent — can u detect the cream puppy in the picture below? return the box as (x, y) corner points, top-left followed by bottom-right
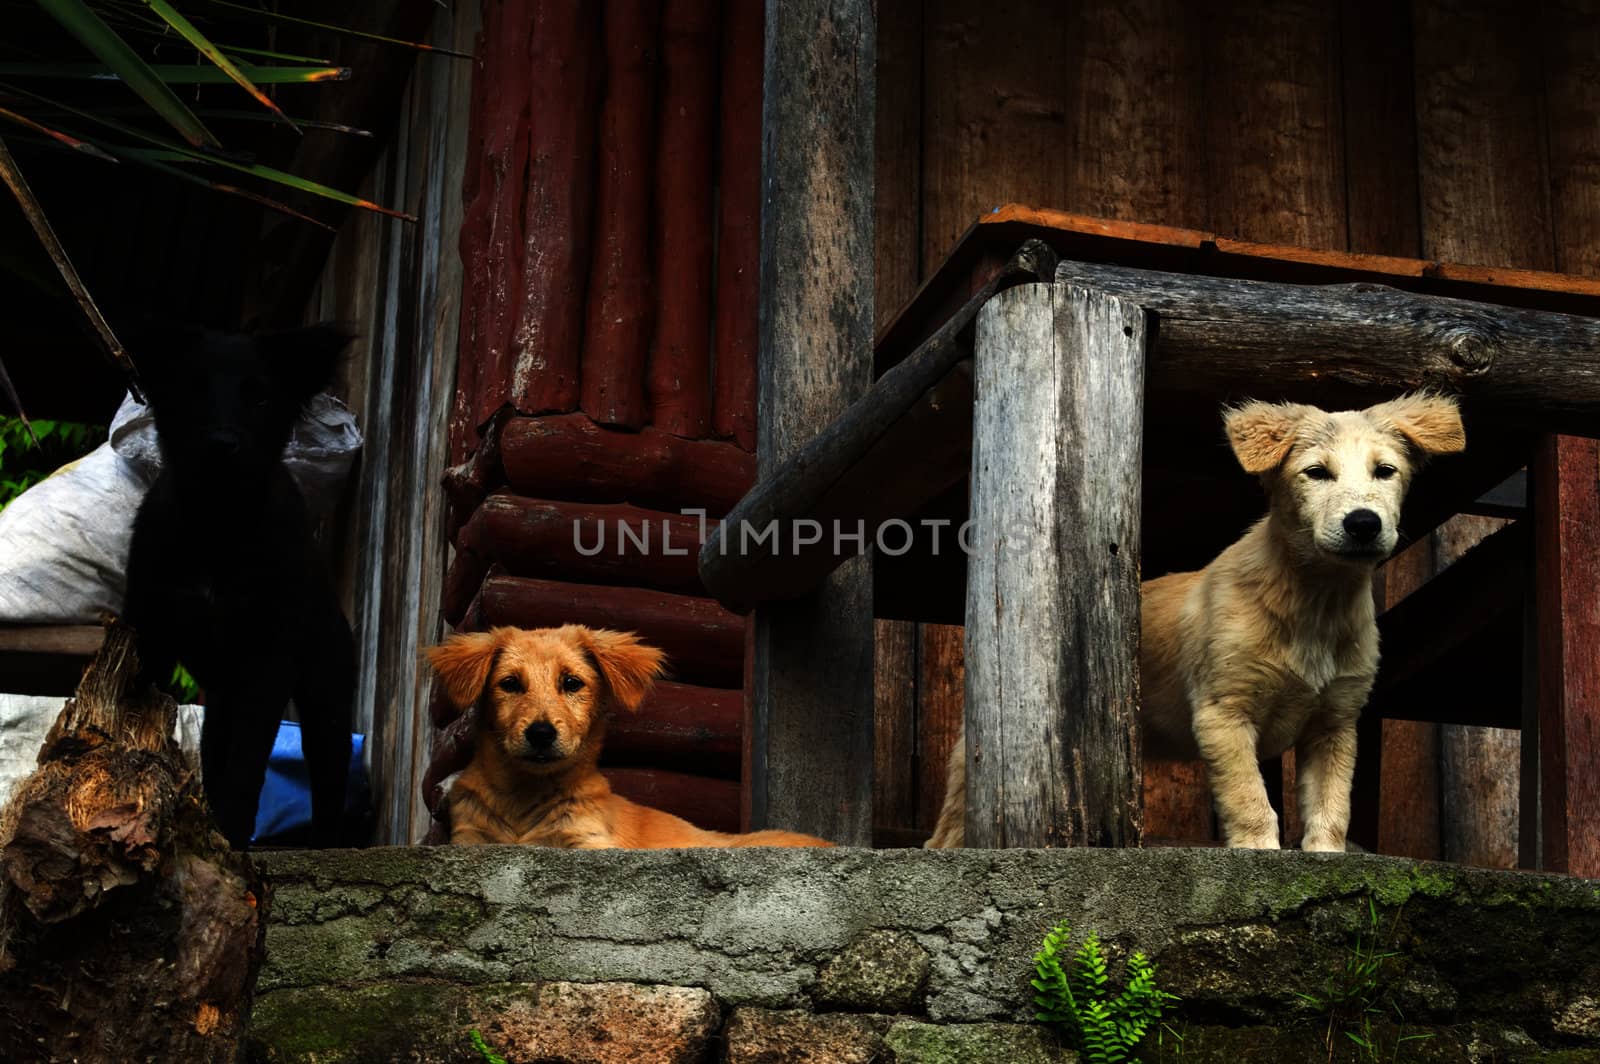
(928, 393), (1466, 852)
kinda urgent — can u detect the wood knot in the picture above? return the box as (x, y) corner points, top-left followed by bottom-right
(1440, 324), (1497, 374)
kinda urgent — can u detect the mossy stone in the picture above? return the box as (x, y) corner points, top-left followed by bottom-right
(812, 929), (931, 1013)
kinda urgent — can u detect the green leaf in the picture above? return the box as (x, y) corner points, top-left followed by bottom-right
(140, 0), (300, 131)
(206, 0), (475, 59)
(0, 62), (352, 84)
(1, 84), (414, 221)
(35, 0), (220, 148)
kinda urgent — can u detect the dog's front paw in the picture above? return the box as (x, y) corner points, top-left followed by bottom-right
(1301, 834), (1347, 854)
(1227, 832), (1282, 850)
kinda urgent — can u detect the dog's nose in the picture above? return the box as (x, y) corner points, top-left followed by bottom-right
(205, 430), (241, 456)
(1343, 509), (1382, 543)
(524, 721), (557, 749)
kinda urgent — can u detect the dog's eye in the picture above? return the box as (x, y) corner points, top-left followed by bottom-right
(560, 674), (585, 694)
(1303, 465), (1333, 481)
(1373, 464), (1398, 480)
(497, 675), (524, 694)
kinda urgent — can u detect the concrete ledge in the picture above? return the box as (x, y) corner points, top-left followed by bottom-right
(251, 847), (1600, 1061)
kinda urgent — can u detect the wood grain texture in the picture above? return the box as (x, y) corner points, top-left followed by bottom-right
(1533, 435), (1600, 877)
(875, 0), (924, 328)
(916, 622), (966, 831)
(1201, 0), (1344, 247)
(919, 0), (1068, 272)
(1051, 260), (1600, 432)
(1545, 0), (1600, 278)
(1339, 0), (1421, 257)
(509, 0), (601, 415)
(1413, 0), (1552, 270)
(711, 0), (762, 449)
(965, 283), (1145, 848)
(458, 0), (533, 439)
(1377, 540), (1441, 859)
(500, 413), (755, 515)
(750, 0), (876, 845)
(874, 619), (918, 832)
(579, 0), (661, 429)
(647, 0), (719, 438)
(1063, 0), (1206, 230)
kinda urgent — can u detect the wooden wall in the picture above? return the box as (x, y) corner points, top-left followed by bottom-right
(873, 0), (1600, 862)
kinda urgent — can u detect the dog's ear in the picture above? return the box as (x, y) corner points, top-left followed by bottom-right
(1368, 392), (1466, 457)
(426, 630), (502, 709)
(1224, 400), (1315, 474)
(258, 323), (353, 404)
(574, 628), (666, 712)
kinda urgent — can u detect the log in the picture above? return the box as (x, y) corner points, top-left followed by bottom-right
(1052, 259), (1600, 433)
(1533, 435), (1600, 877)
(501, 413), (755, 515)
(478, 574), (743, 687)
(647, 0), (719, 439)
(963, 283), (1145, 848)
(603, 768), (738, 834)
(698, 240), (1058, 608)
(458, 494), (707, 595)
(441, 547), (488, 628)
(580, 0), (661, 429)
(460, 0), (534, 435)
(711, 0), (763, 449)
(507, 0), (601, 417)
(749, 0), (875, 846)
(0, 622), (267, 1061)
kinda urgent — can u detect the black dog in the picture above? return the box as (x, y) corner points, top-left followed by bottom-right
(123, 324), (355, 849)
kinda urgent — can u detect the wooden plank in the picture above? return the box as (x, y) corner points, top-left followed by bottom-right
(873, 620), (918, 833)
(1201, 0), (1344, 248)
(1414, 0), (1551, 271)
(1062, 0), (1205, 230)
(872, 0), (924, 840)
(579, 0), (661, 429)
(500, 413), (755, 515)
(874, 0), (923, 329)
(1545, 0), (1600, 278)
(647, 0), (718, 438)
(711, 0), (763, 450)
(1376, 541), (1441, 859)
(915, 623), (965, 831)
(0, 626), (103, 656)
(964, 283), (1145, 848)
(1050, 260), (1600, 434)
(457, 495), (707, 594)
(1339, 0), (1421, 257)
(749, 0), (875, 846)
(1533, 435), (1600, 876)
(508, 0), (601, 416)
(919, 0), (1068, 272)
(479, 574), (744, 688)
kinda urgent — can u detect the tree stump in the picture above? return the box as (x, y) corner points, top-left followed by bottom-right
(0, 621), (268, 1063)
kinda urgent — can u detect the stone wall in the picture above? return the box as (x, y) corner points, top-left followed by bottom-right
(248, 847), (1600, 1062)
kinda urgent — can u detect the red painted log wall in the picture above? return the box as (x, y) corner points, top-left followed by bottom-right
(580, 0), (661, 428)
(711, 0), (762, 451)
(646, 0), (720, 438)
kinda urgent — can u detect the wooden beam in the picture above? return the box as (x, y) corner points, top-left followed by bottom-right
(747, 0), (875, 846)
(1053, 260), (1600, 434)
(1533, 435), (1600, 877)
(963, 283), (1146, 848)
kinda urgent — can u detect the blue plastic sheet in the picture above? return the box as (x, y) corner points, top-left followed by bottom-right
(252, 720), (370, 845)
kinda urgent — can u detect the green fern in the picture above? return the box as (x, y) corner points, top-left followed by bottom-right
(1033, 922), (1178, 1064)
(468, 1029), (507, 1064)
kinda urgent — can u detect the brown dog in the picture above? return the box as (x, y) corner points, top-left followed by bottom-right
(427, 624), (834, 848)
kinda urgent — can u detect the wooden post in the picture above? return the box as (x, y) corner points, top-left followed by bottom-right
(1532, 434), (1600, 877)
(747, 0), (875, 845)
(964, 283), (1146, 848)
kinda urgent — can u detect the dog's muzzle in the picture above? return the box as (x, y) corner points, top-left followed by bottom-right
(522, 720), (562, 761)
